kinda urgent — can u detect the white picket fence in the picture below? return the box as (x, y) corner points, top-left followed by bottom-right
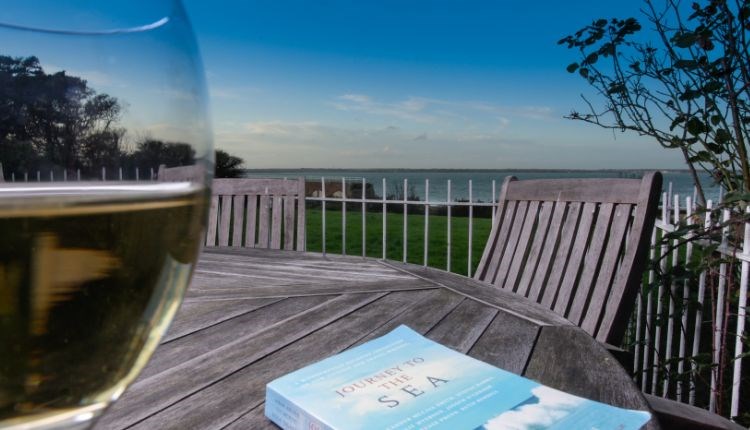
(632, 190), (749, 422)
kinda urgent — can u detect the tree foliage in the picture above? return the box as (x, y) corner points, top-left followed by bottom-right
(559, 0), (750, 205)
(214, 149), (244, 178)
(0, 55), (244, 179)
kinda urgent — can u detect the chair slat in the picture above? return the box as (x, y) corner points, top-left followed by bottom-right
(581, 204), (632, 336)
(475, 177), (514, 278)
(271, 195), (283, 249)
(596, 172), (661, 343)
(245, 195), (258, 247)
(503, 201), (540, 291)
(480, 200), (518, 283)
(540, 202), (581, 309)
(257, 195), (270, 248)
(232, 195), (245, 247)
(296, 178), (306, 251)
(283, 195), (295, 250)
(554, 202), (597, 316)
(566, 203), (614, 325)
(205, 195), (219, 247)
(516, 201), (555, 298)
(492, 201), (529, 288)
(218, 195), (232, 246)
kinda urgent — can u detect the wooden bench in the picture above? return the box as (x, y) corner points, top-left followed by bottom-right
(206, 178), (306, 251)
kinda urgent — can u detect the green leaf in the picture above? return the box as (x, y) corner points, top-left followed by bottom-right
(566, 62), (579, 73)
(584, 52), (599, 65)
(674, 59), (698, 70)
(703, 81), (723, 93)
(607, 83), (626, 95)
(710, 115), (722, 126)
(579, 67), (589, 78)
(673, 31), (697, 48)
(688, 150), (712, 162)
(686, 117), (708, 135)
(714, 128), (732, 144)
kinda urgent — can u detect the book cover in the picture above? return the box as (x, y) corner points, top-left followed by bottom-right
(265, 325), (651, 430)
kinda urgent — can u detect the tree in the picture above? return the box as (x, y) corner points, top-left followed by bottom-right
(0, 55), (124, 175)
(129, 139), (196, 169)
(559, 0), (750, 206)
(214, 149), (244, 178)
(560, 0), (750, 421)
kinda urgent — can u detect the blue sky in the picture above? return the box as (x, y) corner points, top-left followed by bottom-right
(13, 0), (688, 169)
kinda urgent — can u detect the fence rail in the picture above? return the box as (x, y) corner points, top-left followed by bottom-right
(305, 177), (497, 275)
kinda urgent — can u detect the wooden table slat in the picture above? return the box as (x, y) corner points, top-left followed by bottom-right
(97, 248), (657, 430)
(127, 290), (437, 430)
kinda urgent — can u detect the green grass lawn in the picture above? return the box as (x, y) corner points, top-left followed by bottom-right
(304, 205), (492, 276)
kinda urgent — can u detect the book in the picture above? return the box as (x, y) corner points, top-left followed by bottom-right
(265, 325), (651, 430)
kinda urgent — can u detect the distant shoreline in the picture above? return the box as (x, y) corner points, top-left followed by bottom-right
(243, 168), (691, 173)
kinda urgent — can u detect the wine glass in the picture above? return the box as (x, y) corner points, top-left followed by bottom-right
(0, 1), (212, 428)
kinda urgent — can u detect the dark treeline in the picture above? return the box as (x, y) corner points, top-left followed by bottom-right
(0, 55), (244, 179)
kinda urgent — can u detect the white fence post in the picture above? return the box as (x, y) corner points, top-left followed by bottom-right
(652, 192), (668, 395)
(63, 170), (67, 181)
(663, 194), (680, 396)
(382, 178), (387, 260)
(677, 196), (693, 402)
(321, 177), (326, 255)
(710, 209), (731, 412)
(136, 167), (140, 181)
(342, 177), (346, 255)
(403, 178), (408, 263)
(690, 199), (712, 405)
(730, 206), (750, 419)
(361, 177), (366, 257)
(447, 179), (452, 272)
(641, 227), (657, 392)
(424, 179), (429, 267)
(468, 179), (474, 277)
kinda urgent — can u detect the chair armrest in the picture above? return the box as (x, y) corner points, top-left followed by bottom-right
(645, 394), (746, 430)
(601, 342), (634, 373)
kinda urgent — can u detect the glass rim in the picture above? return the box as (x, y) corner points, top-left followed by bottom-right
(0, 17), (170, 36)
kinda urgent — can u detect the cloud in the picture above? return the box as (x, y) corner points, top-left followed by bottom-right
(482, 386), (584, 430)
(331, 94), (554, 126)
(332, 94), (437, 122)
(413, 133), (428, 141)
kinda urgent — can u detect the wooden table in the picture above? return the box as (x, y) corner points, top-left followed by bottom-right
(96, 248), (658, 430)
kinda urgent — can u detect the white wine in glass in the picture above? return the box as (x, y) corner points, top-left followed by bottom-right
(0, 1), (212, 428)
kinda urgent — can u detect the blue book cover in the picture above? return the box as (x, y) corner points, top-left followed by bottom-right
(265, 325), (651, 430)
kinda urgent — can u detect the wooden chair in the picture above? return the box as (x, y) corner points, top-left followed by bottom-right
(157, 164), (205, 182)
(206, 178), (306, 251)
(474, 172), (661, 345)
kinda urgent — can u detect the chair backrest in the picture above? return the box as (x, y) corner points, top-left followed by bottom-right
(474, 172), (662, 344)
(206, 178), (306, 251)
(157, 164), (204, 182)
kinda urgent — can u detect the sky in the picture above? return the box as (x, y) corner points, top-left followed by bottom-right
(3, 1), (688, 170)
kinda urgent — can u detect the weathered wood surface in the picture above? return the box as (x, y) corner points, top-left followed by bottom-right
(474, 173), (662, 345)
(96, 248), (658, 430)
(207, 178), (306, 250)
